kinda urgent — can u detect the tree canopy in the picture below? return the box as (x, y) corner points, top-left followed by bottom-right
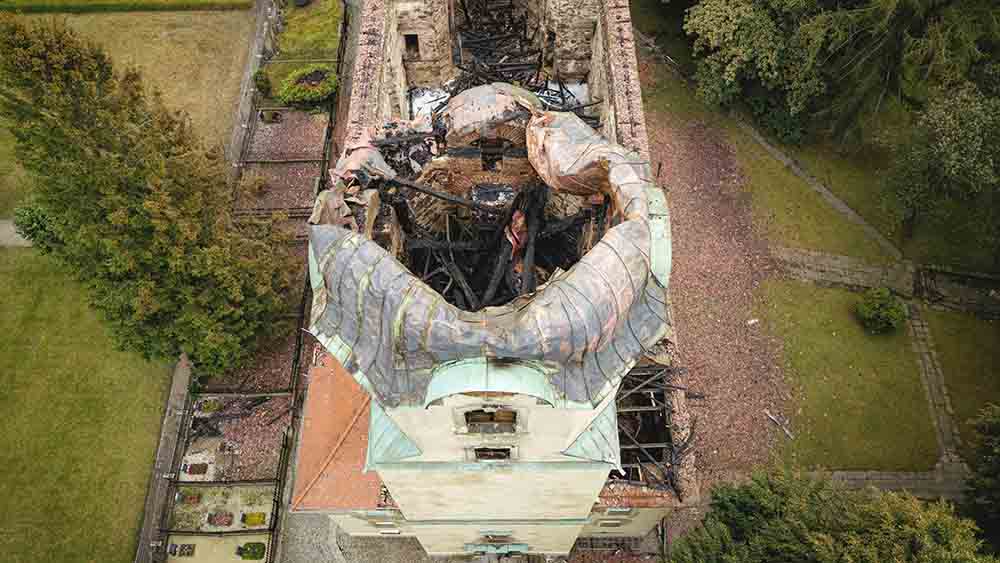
(684, 0), (1000, 141)
(671, 472), (998, 563)
(967, 403), (1000, 550)
(884, 83), (999, 259)
(0, 15), (294, 375)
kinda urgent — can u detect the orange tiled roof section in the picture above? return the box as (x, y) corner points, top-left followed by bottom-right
(598, 481), (680, 509)
(291, 353), (382, 511)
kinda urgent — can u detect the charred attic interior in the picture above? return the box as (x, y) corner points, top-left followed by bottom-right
(289, 0), (697, 556)
(348, 86), (603, 312)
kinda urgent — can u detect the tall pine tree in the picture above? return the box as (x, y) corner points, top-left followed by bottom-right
(0, 15), (294, 375)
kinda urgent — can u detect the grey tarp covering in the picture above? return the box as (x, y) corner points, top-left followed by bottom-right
(309, 105), (670, 409)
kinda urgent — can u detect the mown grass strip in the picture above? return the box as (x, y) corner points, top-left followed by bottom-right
(1, 0), (250, 13)
(0, 248), (170, 563)
(924, 308), (1000, 460)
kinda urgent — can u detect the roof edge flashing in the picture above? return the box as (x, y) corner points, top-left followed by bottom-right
(424, 357), (564, 408)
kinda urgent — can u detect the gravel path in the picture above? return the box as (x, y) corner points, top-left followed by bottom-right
(246, 111), (328, 161)
(280, 513), (346, 563)
(639, 54), (790, 484)
(0, 220), (30, 247)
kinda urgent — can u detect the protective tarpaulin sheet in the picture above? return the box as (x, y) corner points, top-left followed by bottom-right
(440, 83), (541, 146)
(309, 99), (670, 409)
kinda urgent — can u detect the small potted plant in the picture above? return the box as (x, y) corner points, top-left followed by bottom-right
(236, 542), (266, 560)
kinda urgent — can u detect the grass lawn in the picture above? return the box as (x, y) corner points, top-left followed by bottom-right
(725, 124), (892, 265)
(924, 308), (1000, 459)
(788, 119), (998, 272)
(61, 11), (253, 146)
(757, 280), (938, 471)
(2, 0), (249, 13)
(263, 0), (342, 98)
(0, 248), (171, 563)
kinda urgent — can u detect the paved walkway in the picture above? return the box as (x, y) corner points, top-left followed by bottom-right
(908, 306), (964, 462)
(133, 356), (192, 563)
(0, 220), (30, 247)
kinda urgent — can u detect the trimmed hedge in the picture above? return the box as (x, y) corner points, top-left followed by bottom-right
(276, 63), (337, 105)
(0, 0), (250, 13)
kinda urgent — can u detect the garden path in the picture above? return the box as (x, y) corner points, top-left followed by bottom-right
(0, 219), (30, 247)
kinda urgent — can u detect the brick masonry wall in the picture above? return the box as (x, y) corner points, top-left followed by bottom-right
(602, 0), (649, 159)
(334, 0), (409, 153)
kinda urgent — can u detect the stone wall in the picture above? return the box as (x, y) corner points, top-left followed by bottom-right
(773, 246), (916, 297)
(549, 0), (599, 79)
(333, 0), (408, 152)
(583, 0), (648, 159)
(332, 0), (363, 152)
(588, 16), (615, 143)
(397, 0), (456, 86)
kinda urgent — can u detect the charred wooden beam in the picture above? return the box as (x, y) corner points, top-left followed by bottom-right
(406, 239), (483, 251)
(520, 187), (548, 294)
(618, 405), (665, 413)
(436, 251), (480, 310)
(620, 442), (670, 449)
(385, 177), (489, 211)
(540, 209), (591, 239)
(373, 133), (435, 147)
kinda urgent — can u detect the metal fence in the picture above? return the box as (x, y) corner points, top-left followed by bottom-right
(226, 0), (281, 177)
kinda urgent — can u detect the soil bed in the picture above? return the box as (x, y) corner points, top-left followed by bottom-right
(179, 396), (292, 482)
(246, 110), (328, 161)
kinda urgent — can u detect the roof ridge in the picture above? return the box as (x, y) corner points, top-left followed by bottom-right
(291, 392), (372, 511)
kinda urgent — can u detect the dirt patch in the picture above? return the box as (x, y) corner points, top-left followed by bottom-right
(203, 331), (299, 393)
(246, 110), (328, 161)
(639, 54), (789, 485)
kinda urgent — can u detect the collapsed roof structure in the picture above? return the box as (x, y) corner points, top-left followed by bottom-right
(289, 0), (697, 557)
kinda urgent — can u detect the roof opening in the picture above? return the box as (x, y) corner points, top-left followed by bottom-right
(480, 137), (503, 171)
(465, 407), (517, 433)
(474, 447), (511, 461)
(404, 34), (420, 59)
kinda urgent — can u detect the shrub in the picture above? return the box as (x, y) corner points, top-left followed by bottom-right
(237, 542), (266, 560)
(747, 92), (806, 146)
(239, 170), (269, 198)
(13, 201), (61, 254)
(855, 287), (908, 334)
(252, 68), (271, 98)
(276, 64), (337, 105)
